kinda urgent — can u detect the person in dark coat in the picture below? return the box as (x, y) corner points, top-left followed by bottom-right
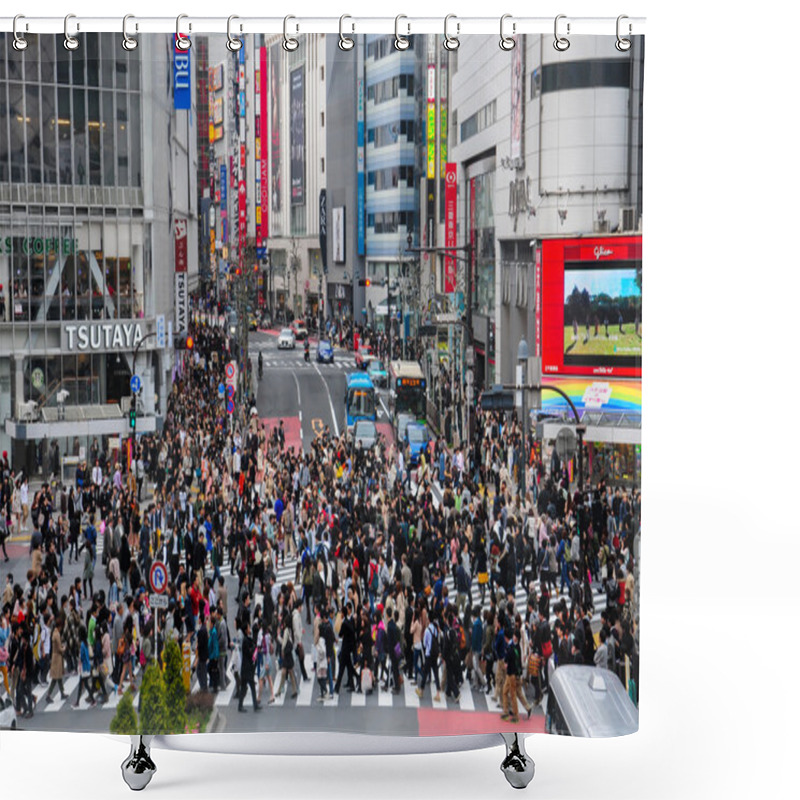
(334, 603), (357, 693)
(237, 620), (261, 712)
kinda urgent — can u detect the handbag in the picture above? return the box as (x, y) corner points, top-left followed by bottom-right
(527, 654), (541, 677)
(477, 571), (489, 585)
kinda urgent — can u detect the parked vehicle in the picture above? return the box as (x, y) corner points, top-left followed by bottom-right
(291, 319), (309, 341)
(278, 328), (296, 350)
(404, 422), (431, 466)
(395, 412), (415, 445)
(367, 358), (388, 388)
(317, 340), (334, 363)
(355, 346), (374, 369)
(545, 665), (639, 738)
(352, 419), (378, 451)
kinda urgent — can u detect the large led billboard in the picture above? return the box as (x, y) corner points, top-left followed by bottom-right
(540, 236), (642, 378)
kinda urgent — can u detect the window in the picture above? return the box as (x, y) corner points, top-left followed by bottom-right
(367, 36), (393, 61)
(460, 100), (496, 143)
(539, 58), (631, 95)
(367, 211), (414, 234)
(320, 157), (325, 174)
(367, 166), (414, 191)
(366, 74), (414, 105)
(367, 120), (415, 148)
(320, 111), (325, 127)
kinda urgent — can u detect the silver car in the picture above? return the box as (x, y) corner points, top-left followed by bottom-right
(278, 328), (296, 350)
(352, 419), (378, 451)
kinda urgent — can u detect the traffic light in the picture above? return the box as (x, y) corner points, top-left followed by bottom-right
(175, 334), (194, 350)
(358, 278), (371, 287)
(129, 407), (136, 431)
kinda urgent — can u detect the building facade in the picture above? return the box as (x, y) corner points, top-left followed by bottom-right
(0, 33), (198, 474)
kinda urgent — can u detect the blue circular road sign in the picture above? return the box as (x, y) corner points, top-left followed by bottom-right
(130, 375), (141, 394)
(149, 561), (168, 594)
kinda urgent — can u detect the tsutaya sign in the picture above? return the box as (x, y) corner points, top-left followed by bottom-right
(61, 321), (153, 353)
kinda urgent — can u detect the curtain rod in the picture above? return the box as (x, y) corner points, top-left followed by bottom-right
(0, 15), (646, 37)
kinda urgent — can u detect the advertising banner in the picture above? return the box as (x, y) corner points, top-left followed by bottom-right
(270, 44), (282, 213)
(541, 236), (643, 378)
(444, 163), (457, 293)
(319, 190), (328, 274)
(173, 36), (191, 110)
(238, 143), (246, 261)
(333, 207), (345, 264)
(220, 163), (227, 244)
(260, 46), (269, 243)
(356, 77), (365, 256)
(255, 51), (262, 249)
(510, 35), (524, 163)
(290, 67), (305, 206)
(174, 218), (188, 273)
(175, 273), (188, 333)
(427, 64), (436, 180)
(209, 64), (224, 92)
(540, 377), (642, 415)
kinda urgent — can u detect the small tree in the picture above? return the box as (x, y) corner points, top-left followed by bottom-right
(138, 662), (169, 735)
(163, 638), (188, 734)
(110, 688), (139, 735)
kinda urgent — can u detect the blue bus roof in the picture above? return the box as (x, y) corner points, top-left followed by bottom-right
(346, 372), (374, 389)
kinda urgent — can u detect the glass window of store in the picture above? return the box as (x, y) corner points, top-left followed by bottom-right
(467, 169), (495, 318)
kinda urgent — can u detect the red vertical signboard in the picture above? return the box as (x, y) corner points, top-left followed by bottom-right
(534, 245), (542, 357)
(174, 218), (188, 273)
(260, 46), (269, 242)
(444, 163), (457, 293)
(238, 143), (246, 263)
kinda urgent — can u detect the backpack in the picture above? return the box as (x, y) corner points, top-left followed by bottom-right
(369, 563), (379, 593)
(428, 625), (440, 660)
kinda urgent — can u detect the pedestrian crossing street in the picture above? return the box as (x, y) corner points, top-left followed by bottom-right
(248, 343), (357, 371)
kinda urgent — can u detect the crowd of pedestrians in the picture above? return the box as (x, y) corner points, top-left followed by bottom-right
(0, 297), (639, 730)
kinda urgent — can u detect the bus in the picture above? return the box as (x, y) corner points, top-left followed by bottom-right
(389, 360), (427, 423)
(345, 372), (377, 432)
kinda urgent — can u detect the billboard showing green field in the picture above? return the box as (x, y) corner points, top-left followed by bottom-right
(563, 264), (641, 367)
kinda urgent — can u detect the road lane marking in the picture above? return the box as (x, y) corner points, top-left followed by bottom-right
(312, 361), (340, 438)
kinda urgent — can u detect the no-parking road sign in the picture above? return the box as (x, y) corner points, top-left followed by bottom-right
(149, 561), (168, 594)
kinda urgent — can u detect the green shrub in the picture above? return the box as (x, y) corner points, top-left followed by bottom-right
(109, 688), (139, 735)
(163, 638), (188, 734)
(138, 663), (169, 735)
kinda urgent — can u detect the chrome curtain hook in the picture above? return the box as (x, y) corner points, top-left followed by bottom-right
(227, 15), (242, 52)
(12, 14), (28, 51)
(554, 14), (570, 51)
(443, 14), (460, 51)
(616, 15), (632, 51)
(64, 14), (80, 51)
(122, 15), (138, 51)
(175, 14), (191, 50)
(499, 14), (516, 51)
(283, 15), (299, 51)
(394, 15), (410, 51)
(338, 15), (355, 51)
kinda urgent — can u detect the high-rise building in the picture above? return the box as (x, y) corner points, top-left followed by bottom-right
(0, 33), (198, 473)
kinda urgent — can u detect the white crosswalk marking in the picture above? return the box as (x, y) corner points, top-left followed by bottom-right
(458, 686), (475, 711)
(349, 688), (366, 707)
(378, 684), (394, 707)
(403, 675), (420, 708)
(43, 675), (80, 712)
(295, 657), (314, 706)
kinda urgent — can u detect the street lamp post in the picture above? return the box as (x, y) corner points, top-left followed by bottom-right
(517, 338), (529, 501)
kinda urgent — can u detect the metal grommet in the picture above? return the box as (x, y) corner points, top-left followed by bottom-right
(227, 15), (242, 52)
(283, 15), (299, 52)
(63, 14), (80, 51)
(615, 15), (632, 52)
(175, 14), (191, 50)
(499, 14), (516, 51)
(443, 14), (460, 51)
(338, 15), (355, 51)
(554, 14), (570, 51)
(394, 15), (410, 51)
(12, 15), (28, 51)
(122, 15), (138, 51)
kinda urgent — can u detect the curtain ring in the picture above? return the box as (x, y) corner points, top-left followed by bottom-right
(122, 15), (138, 51)
(12, 15), (28, 52)
(394, 15), (410, 51)
(227, 15), (243, 52)
(615, 15), (632, 52)
(283, 15), (299, 51)
(554, 14), (570, 51)
(176, 14), (191, 50)
(338, 15), (355, 51)
(63, 14), (80, 51)
(443, 14), (460, 51)
(499, 14), (516, 51)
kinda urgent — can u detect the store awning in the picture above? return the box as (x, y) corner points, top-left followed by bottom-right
(5, 403), (158, 440)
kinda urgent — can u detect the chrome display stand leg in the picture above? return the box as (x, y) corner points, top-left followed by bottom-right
(121, 735), (157, 791)
(500, 733), (535, 789)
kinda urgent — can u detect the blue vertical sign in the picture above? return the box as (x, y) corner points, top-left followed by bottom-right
(219, 163), (227, 244)
(173, 36), (191, 110)
(356, 77), (366, 256)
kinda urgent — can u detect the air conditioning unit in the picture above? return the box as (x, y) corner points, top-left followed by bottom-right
(17, 401), (38, 422)
(619, 206), (636, 231)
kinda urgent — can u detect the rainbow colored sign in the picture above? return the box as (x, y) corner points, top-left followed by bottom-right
(541, 378), (641, 415)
